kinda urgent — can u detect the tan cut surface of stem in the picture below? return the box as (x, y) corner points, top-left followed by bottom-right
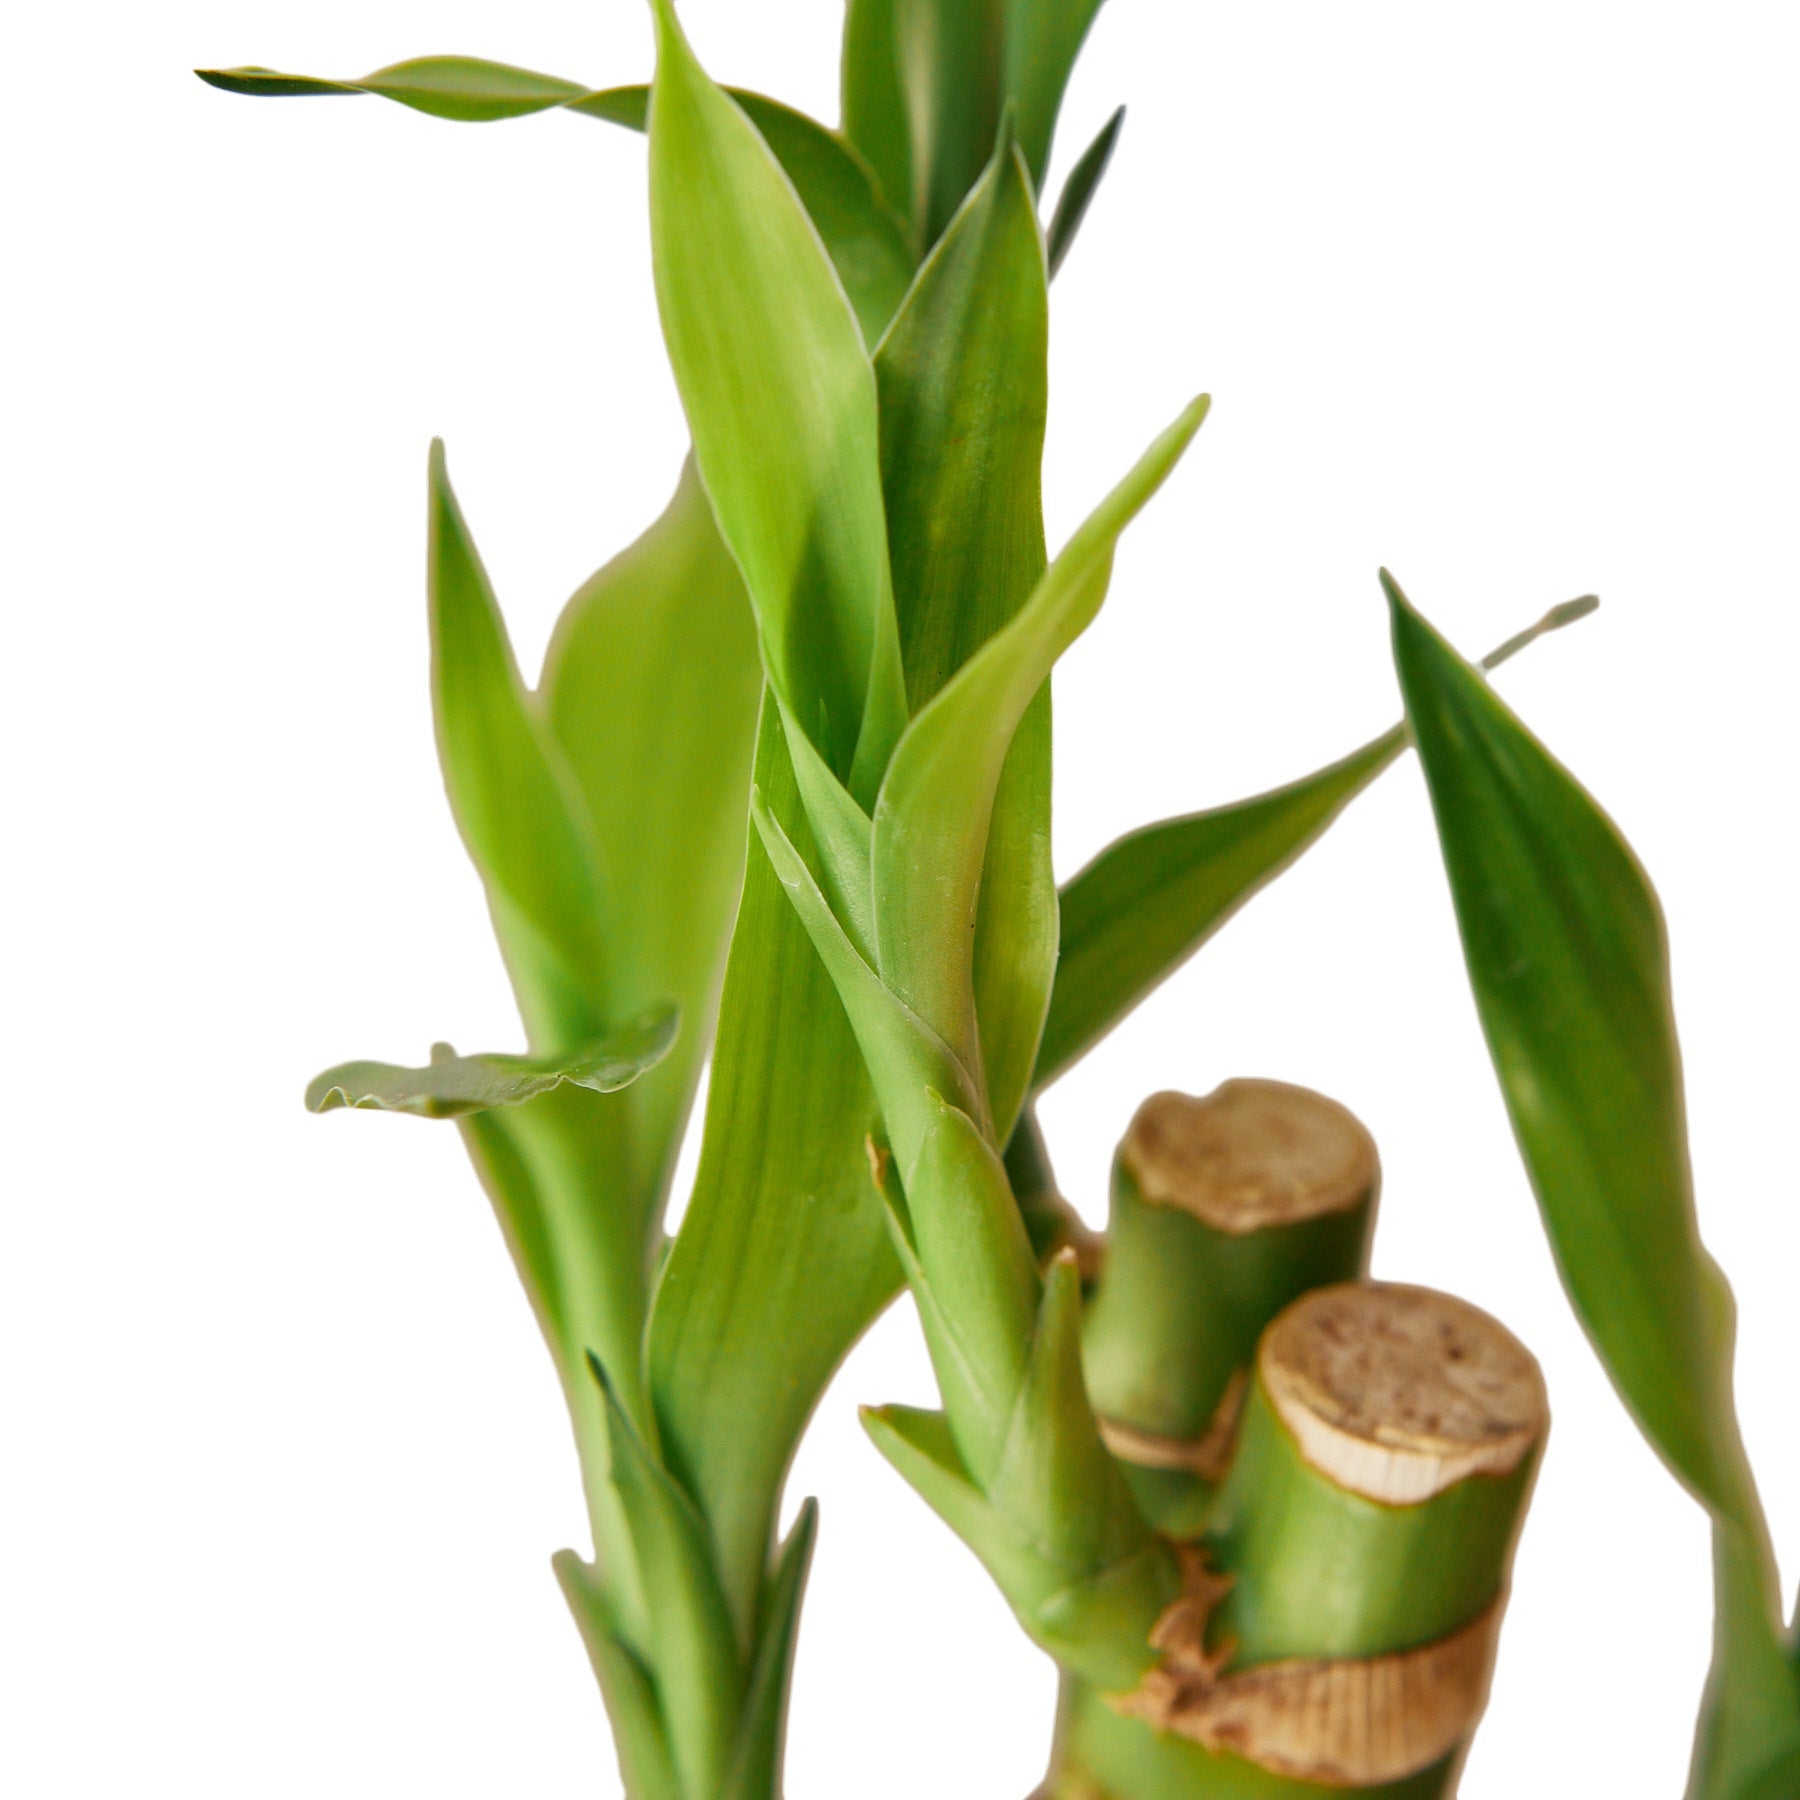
(1121, 1081), (1378, 1233)
(1097, 1369), (1248, 1478)
(1263, 1282), (1547, 1504)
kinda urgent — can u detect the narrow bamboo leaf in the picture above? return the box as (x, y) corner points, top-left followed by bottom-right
(841, 0), (916, 237)
(428, 440), (608, 1052)
(590, 1356), (744, 1800)
(647, 696), (900, 1640)
(872, 395), (1209, 1122)
(1039, 730), (1405, 1089)
(1046, 105), (1123, 278)
(305, 1007), (677, 1118)
(752, 786), (981, 1159)
(198, 58), (587, 120)
(775, 704), (878, 961)
(201, 67), (912, 349)
(1002, 0), (1108, 185)
(1389, 575), (1757, 1525)
(1035, 594), (1601, 1091)
(646, 0), (906, 805)
(892, 0), (1007, 250)
(721, 1499), (819, 1800)
(553, 1551), (681, 1800)
(874, 136), (1053, 1145)
(541, 456), (761, 1215)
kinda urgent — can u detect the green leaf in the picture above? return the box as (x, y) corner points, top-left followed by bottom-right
(553, 1550), (681, 1800)
(590, 1356), (744, 1800)
(647, 696), (900, 1641)
(540, 454), (761, 1216)
(1039, 729), (1406, 1089)
(1389, 575), (1754, 1523)
(305, 1007), (677, 1118)
(871, 395), (1209, 1128)
(1003, 0), (1108, 186)
(200, 65), (913, 349)
(721, 1500), (819, 1800)
(1035, 593), (1600, 1091)
(841, 0), (916, 237)
(874, 133), (1052, 1145)
(1387, 576), (1800, 1793)
(892, 0), (1007, 250)
(427, 440), (608, 1053)
(198, 57), (587, 120)
(647, 0), (906, 806)
(1046, 104), (1123, 278)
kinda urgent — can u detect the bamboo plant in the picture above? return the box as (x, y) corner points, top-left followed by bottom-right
(205, 5), (1799, 1796)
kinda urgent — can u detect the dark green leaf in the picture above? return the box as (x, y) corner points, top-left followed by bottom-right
(1035, 593), (1600, 1091)
(427, 441), (608, 1053)
(1038, 729), (1406, 1089)
(648, 697), (900, 1640)
(1388, 575), (1800, 1793)
(305, 1007), (677, 1118)
(1046, 104), (1122, 278)
(647, 0), (906, 805)
(1002, 0), (1108, 186)
(874, 133), (1052, 1145)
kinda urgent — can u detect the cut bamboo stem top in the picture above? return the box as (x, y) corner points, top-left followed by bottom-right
(1121, 1079), (1378, 1233)
(1262, 1282), (1548, 1505)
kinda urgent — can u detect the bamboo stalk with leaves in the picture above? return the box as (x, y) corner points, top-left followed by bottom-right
(207, 4), (1797, 1795)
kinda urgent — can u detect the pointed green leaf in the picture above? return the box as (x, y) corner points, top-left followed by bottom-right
(722, 1500), (819, 1800)
(540, 455), (761, 1212)
(986, 1253), (1140, 1573)
(428, 440), (608, 1052)
(1035, 593), (1600, 1090)
(872, 395), (1209, 1123)
(201, 67), (912, 349)
(1389, 576), (1755, 1524)
(1046, 104), (1123, 278)
(1002, 0), (1108, 185)
(590, 1356), (743, 1800)
(553, 1551), (681, 1800)
(1388, 577), (1800, 1791)
(305, 1007), (677, 1118)
(892, 0), (1007, 249)
(1039, 729), (1406, 1089)
(647, 0), (906, 805)
(841, 0), (916, 236)
(198, 57), (587, 120)
(875, 136), (1053, 1144)
(647, 696), (900, 1640)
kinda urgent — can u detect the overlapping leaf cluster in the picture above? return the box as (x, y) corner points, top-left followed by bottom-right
(225, 5), (1796, 1797)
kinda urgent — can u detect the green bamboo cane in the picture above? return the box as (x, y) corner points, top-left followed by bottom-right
(1054, 1282), (1546, 1799)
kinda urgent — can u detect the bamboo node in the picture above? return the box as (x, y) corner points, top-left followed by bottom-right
(1115, 1575), (1502, 1786)
(1121, 1081), (1377, 1233)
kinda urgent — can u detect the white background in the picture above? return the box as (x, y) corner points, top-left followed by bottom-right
(4, 2), (1797, 1794)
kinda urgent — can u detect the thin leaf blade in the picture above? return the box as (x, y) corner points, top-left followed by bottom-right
(1046, 104), (1123, 279)
(305, 1007), (677, 1118)
(1002, 0), (1108, 186)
